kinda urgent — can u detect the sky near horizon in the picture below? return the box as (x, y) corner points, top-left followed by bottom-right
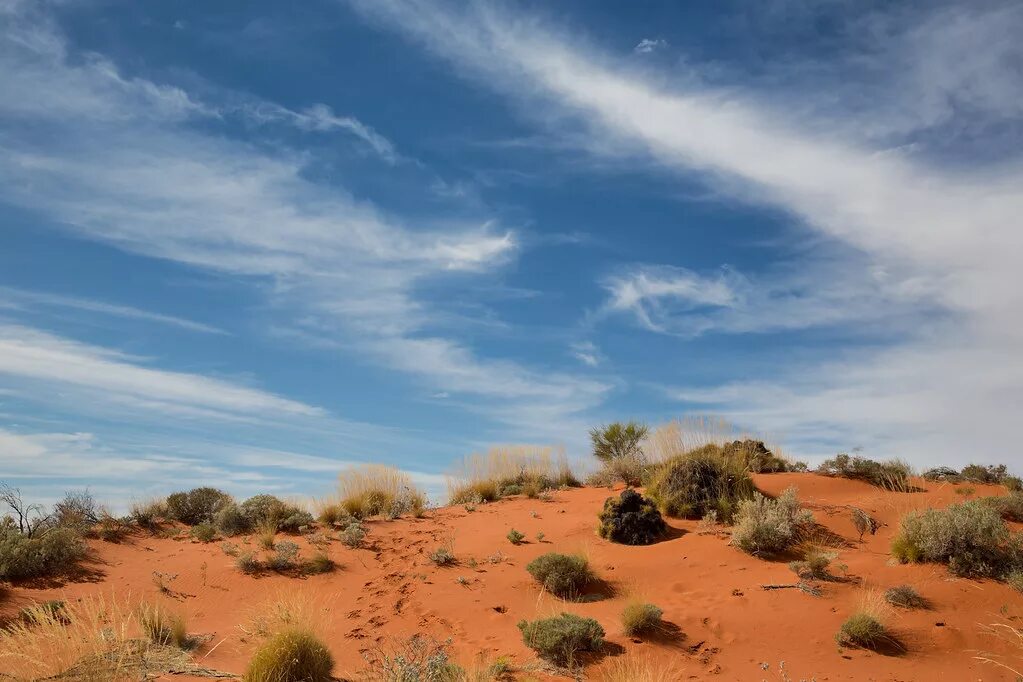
(1, 0), (1022, 505)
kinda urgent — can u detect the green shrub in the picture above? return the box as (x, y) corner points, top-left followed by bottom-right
(237, 551), (261, 574)
(730, 487), (813, 556)
(720, 439), (790, 473)
(189, 522), (216, 543)
(165, 487), (232, 525)
(982, 492), (1023, 522)
(507, 528), (525, 545)
(961, 463), (1010, 485)
(891, 500), (1020, 578)
(304, 552), (335, 575)
(357, 634), (464, 680)
(597, 489), (666, 545)
(429, 545), (455, 565)
(268, 541), (300, 571)
(836, 612), (886, 649)
(240, 495), (312, 533)
(243, 628), (333, 682)
(590, 421), (648, 463)
(789, 547), (835, 580)
(621, 602), (663, 637)
(518, 613), (604, 667)
(0, 524), (85, 581)
(278, 510), (314, 533)
(214, 503), (251, 536)
(586, 454), (649, 488)
(645, 444), (756, 522)
(525, 552), (593, 598)
(884, 585), (926, 608)
(338, 520), (365, 548)
(817, 454), (911, 491)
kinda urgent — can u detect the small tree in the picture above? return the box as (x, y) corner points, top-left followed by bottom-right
(589, 422), (648, 463)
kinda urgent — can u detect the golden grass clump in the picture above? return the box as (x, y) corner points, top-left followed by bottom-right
(447, 445), (577, 505)
(138, 601), (190, 648)
(243, 628), (333, 682)
(645, 443), (757, 523)
(600, 655), (684, 681)
(836, 591), (897, 651)
(620, 601), (664, 637)
(333, 464), (426, 519)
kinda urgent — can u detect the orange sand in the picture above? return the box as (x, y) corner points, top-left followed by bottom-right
(3, 474), (1021, 680)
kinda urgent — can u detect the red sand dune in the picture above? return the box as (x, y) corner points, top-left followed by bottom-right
(3, 474), (1022, 680)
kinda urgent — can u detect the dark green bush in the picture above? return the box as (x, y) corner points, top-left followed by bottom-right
(517, 613), (604, 667)
(165, 487), (232, 525)
(189, 522), (216, 543)
(214, 503), (250, 536)
(597, 489), (666, 545)
(884, 585), (926, 608)
(817, 454), (911, 491)
(243, 628), (333, 682)
(721, 439), (790, 473)
(891, 500), (1021, 578)
(961, 463), (1009, 484)
(836, 613), (886, 649)
(0, 524), (85, 581)
(525, 552), (593, 598)
(645, 444), (756, 522)
(983, 492), (1023, 522)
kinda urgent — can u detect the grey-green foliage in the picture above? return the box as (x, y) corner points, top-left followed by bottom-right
(589, 421), (648, 463)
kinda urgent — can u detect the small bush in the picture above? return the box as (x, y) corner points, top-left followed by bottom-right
(645, 444), (756, 522)
(836, 612), (886, 649)
(237, 551), (262, 574)
(525, 552), (593, 598)
(590, 422), (648, 463)
(243, 628), (334, 682)
(621, 602), (663, 637)
(720, 439), (790, 473)
(730, 487), (813, 556)
(316, 503), (351, 527)
(447, 445), (577, 506)
(165, 487), (232, 525)
(429, 545), (455, 566)
(891, 500), (1019, 578)
(597, 489), (666, 545)
(507, 529), (525, 545)
(789, 546), (835, 580)
(818, 454), (911, 491)
(358, 634), (464, 680)
(586, 454), (649, 488)
(215, 503), (251, 536)
(130, 499), (165, 529)
(335, 464), (426, 519)
(338, 520), (366, 548)
(278, 510), (314, 534)
(1007, 570), (1023, 593)
(961, 463), (1010, 485)
(190, 522), (216, 543)
(983, 492), (1023, 522)
(0, 524), (85, 581)
(884, 585), (926, 608)
(518, 612), (604, 667)
(268, 541), (300, 571)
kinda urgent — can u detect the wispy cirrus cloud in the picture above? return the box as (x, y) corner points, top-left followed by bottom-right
(345, 0), (1023, 462)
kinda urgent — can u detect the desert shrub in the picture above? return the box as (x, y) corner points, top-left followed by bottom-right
(237, 552), (262, 574)
(590, 422), (648, 463)
(599, 656), (683, 681)
(138, 602), (189, 648)
(817, 454), (911, 491)
(358, 634), (464, 681)
(268, 541), (300, 571)
(791, 461), (809, 472)
(720, 439), (790, 473)
(621, 602), (663, 637)
(304, 552), (336, 575)
(517, 613), (604, 667)
(215, 503), (251, 536)
(891, 500), (1020, 578)
(836, 612), (886, 649)
(52, 490), (99, 533)
(278, 510), (314, 533)
(983, 492), (1023, 522)
(1005, 476), (1023, 492)
(586, 454), (650, 488)
(94, 513), (130, 542)
(447, 445), (577, 506)
(165, 487), (232, 525)
(525, 552), (593, 598)
(731, 487), (813, 556)
(316, 502), (350, 527)
(789, 546), (835, 580)
(129, 499), (165, 529)
(507, 528), (525, 545)
(243, 628), (333, 682)
(884, 585), (926, 608)
(240, 496), (313, 533)
(189, 522), (216, 543)
(335, 465), (425, 519)
(645, 443), (756, 522)
(1007, 570), (1023, 593)
(961, 463), (1010, 485)
(429, 545), (455, 565)
(338, 520), (366, 548)
(0, 523), (85, 581)
(597, 489), (666, 545)
(922, 466), (961, 482)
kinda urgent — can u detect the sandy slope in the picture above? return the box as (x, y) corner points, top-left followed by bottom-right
(3, 474), (1021, 680)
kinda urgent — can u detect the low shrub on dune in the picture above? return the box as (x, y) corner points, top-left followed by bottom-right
(836, 612), (887, 649)
(817, 454), (912, 491)
(645, 444), (757, 522)
(447, 445), (578, 506)
(0, 523), (85, 581)
(620, 602), (664, 637)
(243, 628), (333, 682)
(518, 613), (604, 667)
(333, 465), (426, 519)
(165, 487), (233, 526)
(525, 552), (594, 599)
(731, 487), (813, 557)
(597, 489), (666, 545)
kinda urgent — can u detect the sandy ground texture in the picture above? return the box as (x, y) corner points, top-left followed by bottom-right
(3, 473), (1022, 681)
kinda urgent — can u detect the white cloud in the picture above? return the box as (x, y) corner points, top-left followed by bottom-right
(0, 286), (227, 335)
(633, 38), (667, 54)
(570, 341), (601, 367)
(0, 324), (322, 418)
(345, 0), (1023, 465)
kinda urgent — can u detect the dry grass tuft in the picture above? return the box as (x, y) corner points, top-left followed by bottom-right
(331, 464), (426, 519)
(447, 445), (577, 505)
(600, 655), (683, 681)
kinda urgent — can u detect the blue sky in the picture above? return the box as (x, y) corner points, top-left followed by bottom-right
(2, 0), (1021, 504)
